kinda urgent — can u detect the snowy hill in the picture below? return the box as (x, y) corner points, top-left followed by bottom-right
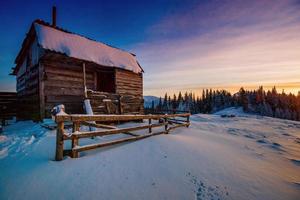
(1, 108), (300, 200)
(144, 95), (160, 108)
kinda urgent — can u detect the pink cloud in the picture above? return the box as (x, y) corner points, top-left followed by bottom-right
(130, 0), (300, 96)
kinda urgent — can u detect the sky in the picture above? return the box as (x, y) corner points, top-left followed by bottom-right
(0, 0), (300, 97)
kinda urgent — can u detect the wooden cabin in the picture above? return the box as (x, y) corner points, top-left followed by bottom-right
(11, 18), (144, 120)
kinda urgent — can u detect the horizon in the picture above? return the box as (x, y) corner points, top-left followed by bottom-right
(0, 0), (300, 96)
(146, 84), (300, 99)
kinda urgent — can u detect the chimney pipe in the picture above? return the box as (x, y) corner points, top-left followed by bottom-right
(52, 6), (56, 27)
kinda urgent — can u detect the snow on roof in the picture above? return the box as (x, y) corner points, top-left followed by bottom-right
(34, 23), (142, 73)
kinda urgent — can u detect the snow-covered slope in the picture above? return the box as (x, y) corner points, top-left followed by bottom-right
(144, 95), (160, 108)
(0, 108), (300, 200)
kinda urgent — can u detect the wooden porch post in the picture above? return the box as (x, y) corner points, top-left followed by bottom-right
(83, 62), (87, 98)
(38, 62), (45, 120)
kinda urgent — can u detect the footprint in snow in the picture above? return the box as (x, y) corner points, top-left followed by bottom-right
(290, 159), (300, 166)
(244, 134), (256, 139)
(257, 140), (287, 154)
(269, 142), (285, 152)
(227, 128), (238, 136)
(256, 139), (269, 144)
(186, 173), (229, 200)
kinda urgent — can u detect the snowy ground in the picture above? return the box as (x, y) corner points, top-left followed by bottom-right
(0, 107), (300, 200)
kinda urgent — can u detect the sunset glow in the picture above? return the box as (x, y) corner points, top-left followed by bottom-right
(134, 0), (300, 96)
(0, 0), (299, 97)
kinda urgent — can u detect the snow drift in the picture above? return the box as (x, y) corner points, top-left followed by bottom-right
(0, 107), (299, 199)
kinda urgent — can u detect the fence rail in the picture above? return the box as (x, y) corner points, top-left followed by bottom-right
(55, 113), (190, 161)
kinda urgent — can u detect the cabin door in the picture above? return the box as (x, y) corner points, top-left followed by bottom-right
(97, 70), (115, 93)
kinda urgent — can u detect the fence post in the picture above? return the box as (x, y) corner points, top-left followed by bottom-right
(71, 122), (80, 158)
(186, 115), (190, 127)
(164, 114), (168, 134)
(55, 121), (64, 161)
(148, 117), (152, 133)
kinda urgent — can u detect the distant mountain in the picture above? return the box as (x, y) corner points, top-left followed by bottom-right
(143, 96), (161, 108)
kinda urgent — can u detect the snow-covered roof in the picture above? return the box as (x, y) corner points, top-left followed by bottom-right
(34, 22), (143, 73)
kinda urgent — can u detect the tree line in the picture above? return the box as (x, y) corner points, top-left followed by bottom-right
(146, 86), (300, 121)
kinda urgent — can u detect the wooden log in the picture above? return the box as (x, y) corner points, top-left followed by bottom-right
(168, 119), (185, 125)
(44, 86), (84, 96)
(81, 121), (116, 129)
(73, 122), (167, 139)
(164, 116), (168, 134)
(44, 64), (94, 79)
(168, 118), (188, 123)
(167, 122), (190, 132)
(71, 122), (80, 158)
(46, 72), (94, 83)
(55, 121), (64, 161)
(58, 113), (190, 122)
(73, 131), (165, 152)
(149, 118), (152, 133)
(123, 132), (140, 137)
(55, 115), (71, 122)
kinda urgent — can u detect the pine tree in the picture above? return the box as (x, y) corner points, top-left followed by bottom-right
(239, 87), (248, 111)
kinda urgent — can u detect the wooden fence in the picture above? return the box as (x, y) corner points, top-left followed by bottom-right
(55, 113), (190, 161)
(0, 92), (17, 126)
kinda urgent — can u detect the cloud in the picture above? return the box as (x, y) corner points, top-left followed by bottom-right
(131, 0), (300, 96)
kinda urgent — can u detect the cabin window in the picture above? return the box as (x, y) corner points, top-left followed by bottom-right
(97, 70), (116, 93)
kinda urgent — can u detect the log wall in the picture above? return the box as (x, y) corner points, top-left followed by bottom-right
(115, 69), (144, 114)
(40, 55), (144, 117)
(41, 58), (94, 117)
(0, 92), (17, 124)
(16, 52), (144, 119)
(16, 64), (40, 120)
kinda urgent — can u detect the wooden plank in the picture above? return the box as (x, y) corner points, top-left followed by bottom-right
(44, 86), (84, 96)
(68, 113), (190, 122)
(46, 95), (84, 103)
(55, 115), (71, 122)
(81, 121), (117, 129)
(123, 132), (140, 137)
(55, 113), (190, 122)
(46, 72), (94, 83)
(73, 131), (165, 152)
(45, 80), (85, 89)
(44, 64), (94, 79)
(168, 119), (187, 125)
(167, 123), (190, 132)
(73, 122), (167, 138)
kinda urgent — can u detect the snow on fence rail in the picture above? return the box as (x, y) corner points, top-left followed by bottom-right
(55, 113), (190, 161)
